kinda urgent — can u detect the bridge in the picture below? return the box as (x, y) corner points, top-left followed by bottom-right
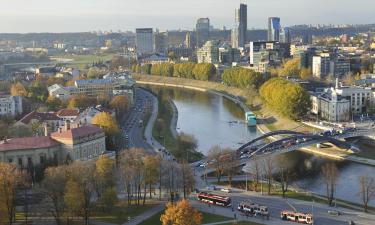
(238, 128), (375, 159)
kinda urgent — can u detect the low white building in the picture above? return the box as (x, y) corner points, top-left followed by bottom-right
(311, 90), (351, 122)
(0, 96), (22, 117)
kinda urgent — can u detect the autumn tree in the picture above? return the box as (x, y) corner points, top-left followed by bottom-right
(65, 161), (96, 225)
(155, 118), (165, 138)
(94, 156), (115, 199)
(176, 133), (198, 162)
(222, 149), (239, 186)
(246, 155), (261, 192)
(46, 95), (63, 111)
(68, 95), (96, 109)
(222, 67), (265, 89)
(41, 166), (68, 225)
(92, 112), (120, 136)
(109, 95), (130, 121)
(87, 67), (102, 79)
(143, 156), (160, 199)
(0, 163), (27, 225)
(321, 163), (340, 206)
(10, 82), (27, 97)
(358, 174), (375, 212)
(160, 199), (202, 225)
(263, 157), (274, 195)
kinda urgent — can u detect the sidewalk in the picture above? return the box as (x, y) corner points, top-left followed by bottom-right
(123, 204), (164, 225)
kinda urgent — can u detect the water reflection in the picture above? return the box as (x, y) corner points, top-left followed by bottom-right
(147, 86), (375, 206)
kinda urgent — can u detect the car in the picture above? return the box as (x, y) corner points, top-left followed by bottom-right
(220, 188), (231, 193)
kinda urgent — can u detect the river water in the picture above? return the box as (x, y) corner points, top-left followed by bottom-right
(148, 86), (375, 206)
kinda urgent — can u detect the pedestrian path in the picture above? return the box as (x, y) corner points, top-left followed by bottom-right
(202, 220), (236, 225)
(123, 204), (164, 225)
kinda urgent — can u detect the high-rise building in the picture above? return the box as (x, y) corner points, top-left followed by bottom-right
(136, 28), (154, 54)
(197, 40), (219, 64)
(268, 17), (280, 42)
(196, 18), (210, 48)
(153, 31), (168, 54)
(231, 3), (247, 48)
(312, 53), (331, 79)
(279, 27), (291, 43)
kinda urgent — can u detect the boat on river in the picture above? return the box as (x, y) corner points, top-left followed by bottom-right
(245, 111), (257, 126)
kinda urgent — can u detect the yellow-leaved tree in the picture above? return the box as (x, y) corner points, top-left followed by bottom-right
(10, 82), (28, 97)
(92, 112), (119, 136)
(160, 199), (202, 225)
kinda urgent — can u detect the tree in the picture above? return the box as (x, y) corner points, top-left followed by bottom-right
(92, 112), (120, 136)
(94, 156), (115, 199)
(41, 166), (67, 225)
(46, 95), (63, 111)
(68, 95), (96, 109)
(279, 59), (300, 77)
(155, 118), (165, 138)
(358, 174), (375, 212)
(180, 161), (195, 199)
(109, 95), (130, 121)
(299, 68), (312, 80)
(0, 163), (26, 225)
(177, 133), (198, 162)
(263, 157), (274, 195)
(160, 199), (202, 225)
(222, 149), (239, 186)
(259, 78), (311, 120)
(143, 156), (160, 199)
(208, 146), (226, 183)
(10, 82), (27, 97)
(87, 67), (101, 79)
(247, 155), (261, 192)
(100, 187), (118, 212)
(321, 163), (340, 206)
(222, 67), (265, 89)
(65, 161), (96, 225)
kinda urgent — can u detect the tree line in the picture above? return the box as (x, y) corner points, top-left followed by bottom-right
(221, 67), (266, 89)
(132, 62), (217, 81)
(0, 147), (196, 225)
(259, 78), (311, 120)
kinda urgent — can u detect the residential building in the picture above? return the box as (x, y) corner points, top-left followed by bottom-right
(56, 108), (80, 123)
(335, 85), (373, 114)
(312, 53), (331, 79)
(231, 3), (247, 48)
(249, 41), (283, 67)
(0, 96), (22, 117)
(74, 105), (116, 125)
(196, 18), (210, 48)
(185, 32), (195, 49)
(136, 28), (154, 54)
(268, 17), (280, 42)
(197, 40), (219, 64)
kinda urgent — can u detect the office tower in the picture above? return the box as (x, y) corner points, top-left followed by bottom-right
(196, 18), (210, 48)
(302, 31), (313, 44)
(279, 27), (291, 43)
(232, 3), (247, 48)
(154, 31), (168, 54)
(268, 17), (280, 42)
(136, 28), (154, 54)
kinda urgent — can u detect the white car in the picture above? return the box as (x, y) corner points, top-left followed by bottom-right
(220, 188), (231, 193)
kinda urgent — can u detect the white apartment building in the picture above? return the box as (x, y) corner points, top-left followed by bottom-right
(311, 89), (350, 122)
(312, 53), (331, 79)
(0, 95), (22, 116)
(197, 41), (219, 64)
(335, 86), (373, 114)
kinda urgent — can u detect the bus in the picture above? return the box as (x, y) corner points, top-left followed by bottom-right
(197, 192), (231, 207)
(281, 210), (313, 224)
(237, 201), (269, 218)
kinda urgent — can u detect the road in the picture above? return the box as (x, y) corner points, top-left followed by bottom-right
(121, 88), (155, 154)
(193, 166), (375, 225)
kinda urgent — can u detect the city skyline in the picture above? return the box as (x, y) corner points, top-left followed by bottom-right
(0, 0), (374, 33)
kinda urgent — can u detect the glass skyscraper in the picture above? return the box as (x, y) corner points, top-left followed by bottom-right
(268, 17), (281, 42)
(232, 3), (247, 48)
(196, 18), (210, 48)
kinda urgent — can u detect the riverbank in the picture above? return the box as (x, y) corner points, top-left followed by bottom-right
(135, 74), (375, 166)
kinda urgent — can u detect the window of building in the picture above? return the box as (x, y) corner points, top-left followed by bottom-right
(8, 158), (13, 163)
(18, 158), (23, 167)
(40, 155), (45, 164)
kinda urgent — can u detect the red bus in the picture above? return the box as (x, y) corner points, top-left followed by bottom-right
(197, 192), (231, 207)
(281, 210), (313, 224)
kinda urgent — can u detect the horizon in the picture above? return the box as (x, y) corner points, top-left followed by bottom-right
(0, 0), (374, 33)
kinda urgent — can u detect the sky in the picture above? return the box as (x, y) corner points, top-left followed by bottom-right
(0, 0), (374, 33)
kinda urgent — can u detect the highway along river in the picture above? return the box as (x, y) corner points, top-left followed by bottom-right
(146, 86), (375, 206)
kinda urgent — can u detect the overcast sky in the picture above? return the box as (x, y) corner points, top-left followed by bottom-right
(0, 0), (373, 33)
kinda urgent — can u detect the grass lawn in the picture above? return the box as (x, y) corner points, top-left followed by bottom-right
(91, 200), (159, 224)
(138, 211), (232, 225)
(51, 53), (115, 69)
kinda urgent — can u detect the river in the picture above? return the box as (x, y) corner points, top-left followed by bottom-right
(147, 86), (375, 206)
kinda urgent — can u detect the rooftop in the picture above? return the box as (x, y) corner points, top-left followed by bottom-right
(19, 111), (61, 124)
(51, 125), (103, 140)
(0, 136), (59, 152)
(56, 108), (80, 117)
